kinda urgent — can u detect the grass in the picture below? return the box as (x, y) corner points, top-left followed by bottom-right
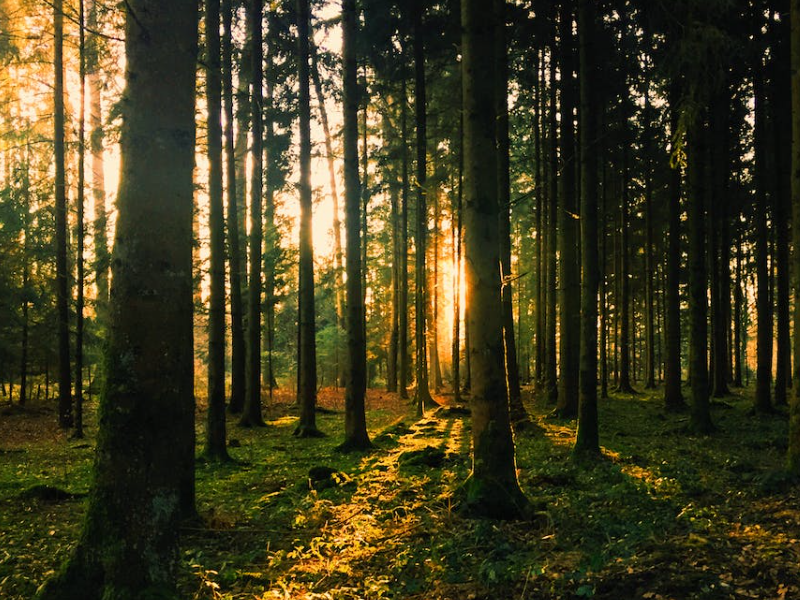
(1, 384), (799, 599)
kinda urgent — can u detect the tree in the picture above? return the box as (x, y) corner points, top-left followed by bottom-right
(223, 0), (246, 415)
(574, 0), (600, 458)
(54, 0), (71, 429)
(295, 0), (322, 438)
(663, 84), (685, 411)
(788, 0), (800, 474)
(339, 0), (372, 452)
(411, 0), (434, 414)
(460, 0), (529, 519)
(74, 0), (87, 440)
(495, 0), (531, 429)
(240, 0), (265, 428)
(556, 0), (580, 417)
(35, 1), (198, 596)
(205, 0), (230, 459)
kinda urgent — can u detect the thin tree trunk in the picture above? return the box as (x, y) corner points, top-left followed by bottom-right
(617, 144), (635, 394)
(205, 0), (229, 458)
(54, 0), (72, 429)
(399, 72), (410, 400)
(295, 0), (321, 437)
(74, 0), (87, 439)
(495, 0), (529, 427)
(223, 0), (246, 414)
(339, 0), (371, 451)
(544, 30), (559, 406)
(413, 2), (433, 413)
(754, 40), (773, 414)
(240, 0), (265, 427)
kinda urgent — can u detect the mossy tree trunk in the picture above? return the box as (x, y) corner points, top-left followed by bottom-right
(461, 0), (529, 518)
(36, 2), (198, 597)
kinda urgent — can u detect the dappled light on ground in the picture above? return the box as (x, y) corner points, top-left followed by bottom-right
(2, 386), (800, 599)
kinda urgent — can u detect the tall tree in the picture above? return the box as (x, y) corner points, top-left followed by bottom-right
(74, 0), (87, 440)
(340, 0), (371, 451)
(35, 1), (198, 596)
(399, 70), (410, 400)
(663, 85), (685, 411)
(788, 0), (800, 474)
(495, 0), (531, 429)
(754, 26), (773, 414)
(412, 0), (434, 414)
(574, 0), (600, 458)
(556, 0), (580, 417)
(461, 0), (529, 518)
(223, 0), (246, 415)
(205, 0), (229, 459)
(687, 113), (714, 434)
(54, 0), (71, 429)
(295, 0), (322, 438)
(240, 0), (265, 427)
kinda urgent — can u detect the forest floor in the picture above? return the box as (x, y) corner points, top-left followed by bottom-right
(1, 384), (799, 599)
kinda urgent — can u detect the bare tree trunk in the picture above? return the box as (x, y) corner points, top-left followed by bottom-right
(340, 0), (371, 451)
(54, 0), (72, 429)
(240, 0), (265, 427)
(74, 0), (87, 439)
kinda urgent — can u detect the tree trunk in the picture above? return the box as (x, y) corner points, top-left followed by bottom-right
(399, 72), (410, 400)
(544, 21), (559, 406)
(73, 0), (87, 440)
(339, 0), (371, 451)
(617, 144), (635, 394)
(556, 0), (579, 418)
(787, 0), (800, 473)
(495, 0), (530, 428)
(205, 0), (229, 459)
(754, 41), (773, 414)
(36, 2), (197, 596)
(240, 0), (265, 428)
(387, 135), (399, 393)
(295, 0), (321, 438)
(223, 0), (246, 415)
(54, 0), (72, 429)
(687, 113), (713, 434)
(574, 0), (600, 457)
(461, 0), (529, 518)
(664, 86), (685, 410)
(412, 2), (433, 413)
(87, 0), (108, 321)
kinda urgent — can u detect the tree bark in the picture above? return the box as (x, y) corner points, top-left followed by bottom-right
(295, 0), (322, 438)
(412, 1), (433, 414)
(461, 0), (529, 518)
(240, 0), (265, 427)
(205, 0), (229, 459)
(54, 0), (72, 429)
(788, 0), (800, 473)
(223, 0), (246, 415)
(495, 0), (530, 428)
(574, 0), (600, 457)
(556, 0), (580, 417)
(36, 2), (198, 596)
(339, 0), (371, 451)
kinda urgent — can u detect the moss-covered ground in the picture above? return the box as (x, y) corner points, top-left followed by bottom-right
(1, 385), (798, 599)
